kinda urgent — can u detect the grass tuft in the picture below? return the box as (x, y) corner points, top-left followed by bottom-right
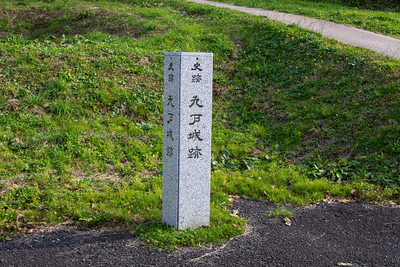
(266, 207), (296, 218)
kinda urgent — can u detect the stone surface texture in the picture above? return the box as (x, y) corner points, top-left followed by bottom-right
(162, 52), (213, 230)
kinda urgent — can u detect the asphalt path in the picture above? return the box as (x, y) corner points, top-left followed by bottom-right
(187, 0), (400, 60)
(1, 199), (400, 266)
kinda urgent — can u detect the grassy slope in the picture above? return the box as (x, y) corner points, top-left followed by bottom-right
(208, 0), (400, 39)
(0, 0), (399, 249)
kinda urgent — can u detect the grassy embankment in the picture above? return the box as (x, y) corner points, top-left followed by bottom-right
(0, 0), (399, 250)
(210, 0), (400, 39)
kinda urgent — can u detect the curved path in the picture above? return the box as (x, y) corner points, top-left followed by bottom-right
(188, 0), (400, 60)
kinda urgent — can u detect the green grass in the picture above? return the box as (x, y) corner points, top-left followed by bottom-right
(266, 206), (295, 218)
(209, 0), (400, 39)
(0, 0), (399, 249)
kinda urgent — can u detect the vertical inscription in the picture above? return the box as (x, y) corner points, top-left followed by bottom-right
(165, 61), (176, 158)
(188, 58), (204, 160)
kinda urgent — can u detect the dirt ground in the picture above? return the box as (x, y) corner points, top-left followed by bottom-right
(1, 199), (399, 267)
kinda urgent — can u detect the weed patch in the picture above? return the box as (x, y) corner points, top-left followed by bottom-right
(266, 207), (295, 218)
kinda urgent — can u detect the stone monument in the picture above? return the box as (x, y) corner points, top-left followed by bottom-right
(162, 52), (213, 230)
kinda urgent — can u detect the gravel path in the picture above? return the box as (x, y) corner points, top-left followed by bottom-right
(1, 199), (399, 266)
(187, 0), (400, 60)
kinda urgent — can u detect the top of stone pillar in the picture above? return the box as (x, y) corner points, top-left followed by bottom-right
(165, 52), (213, 57)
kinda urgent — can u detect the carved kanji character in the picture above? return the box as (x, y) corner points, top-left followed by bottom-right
(189, 114), (202, 125)
(167, 146), (173, 157)
(167, 113), (174, 123)
(189, 95), (203, 108)
(188, 130), (203, 141)
(191, 58), (202, 71)
(167, 95), (174, 107)
(167, 129), (174, 141)
(191, 74), (202, 83)
(188, 147), (202, 159)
